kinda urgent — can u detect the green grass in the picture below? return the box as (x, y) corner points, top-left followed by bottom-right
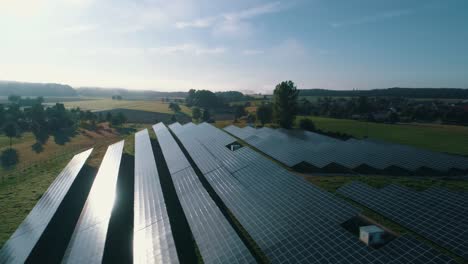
(298, 116), (468, 156)
(63, 99), (192, 116)
(306, 175), (468, 193)
(0, 133), (35, 149)
(0, 123), (146, 247)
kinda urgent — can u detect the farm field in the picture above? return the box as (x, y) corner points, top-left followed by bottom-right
(0, 123), (149, 247)
(297, 116), (468, 156)
(63, 99), (192, 115)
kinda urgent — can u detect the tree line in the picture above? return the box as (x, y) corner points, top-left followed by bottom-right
(299, 87), (468, 99)
(0, 96), (126, 167)
(296, 96), (468, 125)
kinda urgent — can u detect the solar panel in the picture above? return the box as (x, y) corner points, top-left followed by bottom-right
(62, 141), (124, 264)
(153, 123), (255, 264)
(338, 182), (468, 260)
(224, 125), (468, 174)
(0, 149), (93, 263)
(174, 123), (456, 263)
(134, 129), (179, 264)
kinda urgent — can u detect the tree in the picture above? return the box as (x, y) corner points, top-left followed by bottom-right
(0, 104), (5, 126)
(111, 112), (127, 126)
(169, 102), (181, 113)
(247, 113), (256, 124)
(234, 105), (246, 121)
(192, 107), (201, 121)
(186, 89), (223, 109)
(3, 122), (18, 149)
(8, 94), (21, 103)
(273, 81), (299, 129)
(256, 103), (273, 125)
(299, 118), (315, 131)
(29, 103), (48, 144)
(357, 96), (370, 114)
(106, 112), (113, 122)
(202, 108), (211, 121)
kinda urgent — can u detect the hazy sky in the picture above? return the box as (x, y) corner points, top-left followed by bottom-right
(1, 0), (467, 92)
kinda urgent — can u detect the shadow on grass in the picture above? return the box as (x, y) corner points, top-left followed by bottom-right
(1, 148), (19, 168)
(31, 142), (44, 153)
(27, 165), (97, 263)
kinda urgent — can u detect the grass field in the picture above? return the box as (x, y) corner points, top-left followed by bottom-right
(297, 116), (468, 156)
(63, 99), (192, 116)
(0, 123), (149, 247)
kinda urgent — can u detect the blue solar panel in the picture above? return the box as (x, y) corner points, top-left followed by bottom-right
(134, 129), (179, 264)
(153, 123), (255, 264)
(62, 141), (124, 264)
(338, 182), (468, 260)
(225, 125), (468, 174)
(0, 149), (93, 263)
(173, 123), (456, 263)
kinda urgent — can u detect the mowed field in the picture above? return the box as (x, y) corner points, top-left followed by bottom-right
(63, 99), (192, 115)
(0, 123), (149, 247)
(298, 116), (468, 156)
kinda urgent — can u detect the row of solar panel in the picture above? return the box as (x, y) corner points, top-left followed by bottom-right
(337, 182), (468, 260)
(153, 123), (255, 264)
(0, 140), (124, 264)
(0, 124), (257, 264)
(171, 122), (456, 264)
(224, 125), (468, 174)
(1, 121), (461, 263)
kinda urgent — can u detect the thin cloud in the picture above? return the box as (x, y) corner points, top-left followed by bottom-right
(331, 9), (413, 28)
(149, 44), (226, 56)
(62, 24), (98, 34)
(242, 49), (264, 55)
(175, 1), (283, 30)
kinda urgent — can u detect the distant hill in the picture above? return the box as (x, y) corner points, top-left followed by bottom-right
(76, 87), (187, 99)
(299, 88), (468, 99)
(0, 81), (77, 97)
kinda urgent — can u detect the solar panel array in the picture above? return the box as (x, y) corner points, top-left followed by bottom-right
(337, 182), (468, 260)
(224, 125), (468, 174)
(62, 141), (124, 264)
(134, 129), (179, 264)
(153, 123), (255, 264)
(171, 122), (455, 264)
(0, 149), (93, 263)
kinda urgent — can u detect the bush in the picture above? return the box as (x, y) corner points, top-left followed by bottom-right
(299, 118), (315, 131)
(1, 148), (19, 167)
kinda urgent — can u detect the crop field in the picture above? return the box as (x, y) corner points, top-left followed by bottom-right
(0, 123), (149, 247)
(63, 99), (192, 115)
(297, 116), (468, 156)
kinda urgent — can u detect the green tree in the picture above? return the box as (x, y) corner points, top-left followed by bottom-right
(234, 105), (246, 121)
(0, 104), (5, 126)
(273, 80), (299, 129)
(3, 122), (18, 149)
(29, 103), (48, 144)
(111, 112), (127, 126)
(169, 102), (181, 112)
(256, 103), (273, 125)
(192, 107), (201, 121)
(358, 96), (370, 114)
(202, 108), (211, 122)
(8, 94), (21, 103)
(247, 113), (256, 124)
(299, 118), (315, 131)
(106, 112), (113, 122)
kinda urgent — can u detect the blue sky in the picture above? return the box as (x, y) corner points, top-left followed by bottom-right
(1, 0), (467, 92)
